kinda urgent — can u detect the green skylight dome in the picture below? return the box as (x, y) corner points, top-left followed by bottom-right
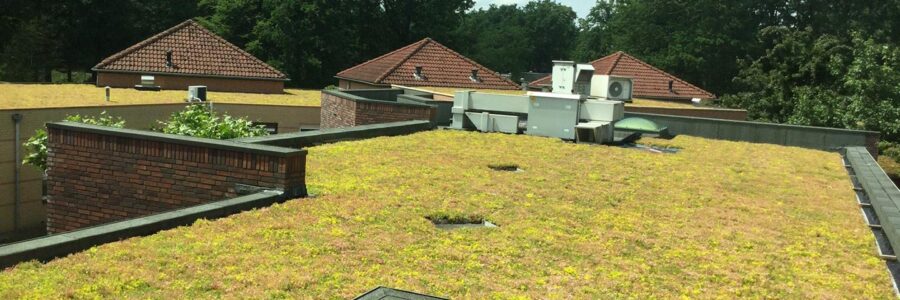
(614, 117), (667, 133)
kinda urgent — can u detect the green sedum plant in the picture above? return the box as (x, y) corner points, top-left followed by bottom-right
(23, 111), (125, 171)
(155, 104), (268, 140)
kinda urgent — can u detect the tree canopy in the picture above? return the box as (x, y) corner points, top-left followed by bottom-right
(0, 0), (898, 141)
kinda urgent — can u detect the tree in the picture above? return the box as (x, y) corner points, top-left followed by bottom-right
(721, 30), (900, 141)
(521, 0), (577, 72)
(381, 0), (474, 47)
(572, 0), (616, 62)
(452, 1), (576, 77)
(453, 5), (532, 78)
(600, 0), (765, 95)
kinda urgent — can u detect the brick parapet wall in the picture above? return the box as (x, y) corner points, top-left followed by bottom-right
(45, 122), (306, 233)
(320, 92), (358, 128)
(320, 91), (435, 129)
(354, 101), (435, 126)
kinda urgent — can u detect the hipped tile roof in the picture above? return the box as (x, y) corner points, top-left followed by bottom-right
(530, 51), (715, 99)
(93, 20), (287, 80)
(336, 38), (519, 90)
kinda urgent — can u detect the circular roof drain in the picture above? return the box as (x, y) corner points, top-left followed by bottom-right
(488, 164), (523, 172)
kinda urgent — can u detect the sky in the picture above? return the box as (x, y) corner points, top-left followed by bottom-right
(472, 0), (593, 19)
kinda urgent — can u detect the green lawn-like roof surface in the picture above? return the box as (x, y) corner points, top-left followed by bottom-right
(0, 83), (321, 109)
(0, 131), (892, 298)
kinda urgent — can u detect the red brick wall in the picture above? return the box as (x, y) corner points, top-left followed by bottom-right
(97, 72), (285, 94)
(320, 92), (358, 128)
(45, 124), (306, 233)
(320, 92), (435, 129)
(354, 101), (435, 126)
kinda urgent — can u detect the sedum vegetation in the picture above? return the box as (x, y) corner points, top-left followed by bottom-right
(0, 131), (893, 298)
(0, 84), (321, 109)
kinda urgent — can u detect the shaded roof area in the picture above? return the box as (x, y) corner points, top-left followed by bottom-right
(336, 38), (519, 90)
(530, 51), (715, 100)
(93, 19), (287, 80)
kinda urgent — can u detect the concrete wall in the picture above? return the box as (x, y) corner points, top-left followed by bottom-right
(628, 112), (881, 155)
(45, 122), (307, 233)
(624, 106), (748, 121)
(98, 72), (285, 94)
(320, 90), (435, 129)
(0, 104), (319, 241)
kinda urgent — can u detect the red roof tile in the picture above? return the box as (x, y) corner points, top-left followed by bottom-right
(93, 20), (287, 80)
(337, 38), (519, 90)
(530, 51), (715, 99)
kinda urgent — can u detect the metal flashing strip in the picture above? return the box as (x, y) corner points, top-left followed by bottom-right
(842, 148), (900, 295)
(0, 190), (284, 269)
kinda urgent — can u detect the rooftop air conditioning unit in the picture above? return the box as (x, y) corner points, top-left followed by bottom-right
(591, 75), (633, 101)
(188, 85), (207, 102)
(551, 61), (594, 95)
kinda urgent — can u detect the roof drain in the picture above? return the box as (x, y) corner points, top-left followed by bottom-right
(488, 163), (523, 172)
(12, 113), (22, 231)
(426, 214), (498, 230)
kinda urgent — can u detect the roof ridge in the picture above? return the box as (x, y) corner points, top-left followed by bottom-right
(419, 39), (519, 89)
(93, 19), (194, 70)
(375, 38), (431, 83)
(93, 19), (286, 79)
(617, 52), (715, 98)
(336, 38), (429, 79)
(603, 52), (625, 75)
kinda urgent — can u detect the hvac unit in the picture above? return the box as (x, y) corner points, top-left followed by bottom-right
(134, 75), (161, 91)
(188, 85), (207, 102)
(591, 75), (633, 101)
(551, 61), (594, 95)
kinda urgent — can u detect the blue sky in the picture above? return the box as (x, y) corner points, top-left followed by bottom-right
(472, 0), (593, 19)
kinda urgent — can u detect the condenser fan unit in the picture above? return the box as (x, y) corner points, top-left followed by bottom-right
(590, 74), (633, 101)
(609, 82), (623, 97)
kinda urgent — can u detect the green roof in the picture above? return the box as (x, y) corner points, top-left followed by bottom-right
(0, 131), (891, 298)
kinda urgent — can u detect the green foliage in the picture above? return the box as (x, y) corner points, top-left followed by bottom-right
(880, 142), (900, 163)
(588, 0), (766, 94)
(453, 1), (577, 77)
(23, 112), (125, 171)
(722, 30), (900, 141)
(155, 104), (268, 139)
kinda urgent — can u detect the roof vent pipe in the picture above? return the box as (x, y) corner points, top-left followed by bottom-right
(668, 80), (674, 92)
(470, 69), (480, 82)
(414, 66), (424, 80)
(165, 50), (174, 68)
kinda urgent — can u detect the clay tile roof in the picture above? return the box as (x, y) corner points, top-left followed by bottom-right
(530, 51), (715, 99)
(336, 38), (519, 90)
(93, 19), (287, 80)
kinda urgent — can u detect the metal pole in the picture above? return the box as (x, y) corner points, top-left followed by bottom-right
(12, 113), (22, 231)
